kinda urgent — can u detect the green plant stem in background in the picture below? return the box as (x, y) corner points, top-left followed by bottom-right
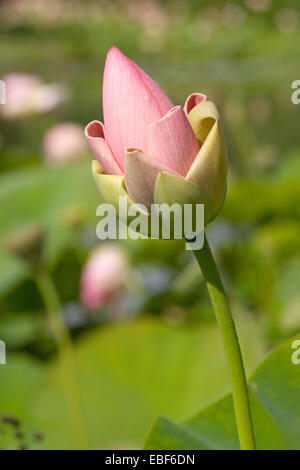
(33, 268), (88, 450)
(192, 234), (256, 450)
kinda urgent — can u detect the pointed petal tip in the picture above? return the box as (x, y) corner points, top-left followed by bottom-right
(107, 46), (120, 54)
(150, 105), (181, 127)
(105, 46), (129, 67)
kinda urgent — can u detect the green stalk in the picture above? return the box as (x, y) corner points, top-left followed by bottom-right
(191, 234), (256, 450)
(34, 268), (88, 450)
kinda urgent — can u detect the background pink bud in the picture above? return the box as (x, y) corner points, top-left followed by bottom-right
(1, 73), (40, 118)
(1, 73), (67, 119)
(80, 245), (128, 311)
(43, 122), (88, 165)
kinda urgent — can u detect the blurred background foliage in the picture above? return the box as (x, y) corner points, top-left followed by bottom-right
(0, 0), (299, 449)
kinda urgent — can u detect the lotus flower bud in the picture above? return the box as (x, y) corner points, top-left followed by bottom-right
(85, 47), (227, 237)
(1, 73), (67, 119)
(43, 123), (88, 165)
(80, 245), (128, 310)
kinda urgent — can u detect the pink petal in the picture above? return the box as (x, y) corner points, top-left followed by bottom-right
(124, 148), (173, 210)
(148, 106), (200, 176)
(85, 120), (122, 175)
(184, 93), (207, 115)
(103, 47), (173, 170)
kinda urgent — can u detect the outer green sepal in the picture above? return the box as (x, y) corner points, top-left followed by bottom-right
(154, 171), (215, 225)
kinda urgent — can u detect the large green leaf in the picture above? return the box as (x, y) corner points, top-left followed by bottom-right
(144, 334), (300, 450)
(31, 316), (263, 449)
(0, 162), (99, 294)
(0, 352), (45, 449)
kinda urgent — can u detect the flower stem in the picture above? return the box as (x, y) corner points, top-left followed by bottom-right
(191, 234), (256, 450)
(33, 267), (89, 450)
